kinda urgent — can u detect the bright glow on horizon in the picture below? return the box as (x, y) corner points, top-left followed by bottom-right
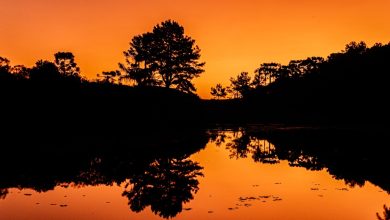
(1, 0), (390, 98)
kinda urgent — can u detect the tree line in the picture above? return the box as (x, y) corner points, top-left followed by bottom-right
(0, 20), (205, 94)
(210, 41), (389, 99)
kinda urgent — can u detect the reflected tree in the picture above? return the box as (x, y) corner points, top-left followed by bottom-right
(123, 157), (203, 218)
(252, 139), (279, 164)
(288, 153), (323, 171)
(377, 205), (390, 220)
(0, 188), (8, 199)
(208, 130), (228, 147)
(226, 129), (252, 159)
(225, 129), (280, 164)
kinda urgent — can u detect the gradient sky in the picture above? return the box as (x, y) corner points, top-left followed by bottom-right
(1, 0), (389, 98)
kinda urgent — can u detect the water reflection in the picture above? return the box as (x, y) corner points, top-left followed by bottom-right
(0, 188), (8, 200)
(0, 126), (389, 219)
(123, 157), (203, 218)
(208, 126), (390, 193)
(377, 204), (390, 220)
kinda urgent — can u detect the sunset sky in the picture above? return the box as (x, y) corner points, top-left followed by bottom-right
(1, 0), (389, 98)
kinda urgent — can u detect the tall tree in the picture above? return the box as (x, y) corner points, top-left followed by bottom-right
(54, 52), (81, 80)
(230, 72), (252, 98)
(120, 20), (205, 93)
(119, 32), (160, 87)
(210, 83), (228, 99)
(254, 63), (281, 86)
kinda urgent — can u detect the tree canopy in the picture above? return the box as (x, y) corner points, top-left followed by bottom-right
(229, 72), (252, 98)
(210, 83), (228, 99)
(120, 20), (205, 93)
(54, 52), (81, 81)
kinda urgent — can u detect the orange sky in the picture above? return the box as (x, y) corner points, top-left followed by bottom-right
(1, 0), (389, 98)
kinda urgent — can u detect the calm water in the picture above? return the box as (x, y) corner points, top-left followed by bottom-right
(0, 127), (389, 220)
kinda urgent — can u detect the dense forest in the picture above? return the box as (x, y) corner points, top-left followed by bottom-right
(208, 41), (390, 124)
(1, 20), (389, 132)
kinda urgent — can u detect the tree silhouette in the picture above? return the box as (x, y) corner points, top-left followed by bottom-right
(0, 56), (12, 80)
(229, 72), (252, 98)
(29, 60), (61, 81)
(97, 70), (121, 84)
(120, 20), (205, 93)
(287, 60), (304, 79)
(226, 129), (252, 159)
(11, 65), (30, 80)
(210, 83), (228, 99)
(254, 63), (281, 86)
(54, 52), (81, 81)
(119, 32), (160, 87)
(275, 65), (291, 81)
(123, 157), (203, 219)
(344, 41), (367, 55)
(299, 57), (324, 75)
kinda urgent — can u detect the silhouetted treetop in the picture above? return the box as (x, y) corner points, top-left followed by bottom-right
(29, 60), (61, 81)
(54, 52), (81, 81)
(11, 65), (30, 80)
(210, 83), (229, 100)
(0, 57), (12, 80)
(230, 72), (252, 98)
(344, 41), (367, 54)
(254, 63), (281, 86)
(120, 20), (205, 93)
(97, 70), (121, 84)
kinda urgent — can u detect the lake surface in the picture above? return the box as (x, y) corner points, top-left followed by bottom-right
(0, 126), (389, 219)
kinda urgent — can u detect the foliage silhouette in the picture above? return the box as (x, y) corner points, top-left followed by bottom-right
(204, 41), (389, 125)
(229, 72), (252, 98)
(54, 52), (81, 81)
(210, 83), (229, 99)
(254, 62), (281, 86)
(120, 20), (205, 93)
(29, 60), (62, 82)
(209, 126), (389, 192)
(0, 56), (13, 80)
(123, 157), (203, 218)
(0, 128), (209, 215)
(97, 70), (121, 84)
(0, 126), (389, 218)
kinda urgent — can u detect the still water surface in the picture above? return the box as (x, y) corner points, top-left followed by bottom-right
(0, 127), (389, 219)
